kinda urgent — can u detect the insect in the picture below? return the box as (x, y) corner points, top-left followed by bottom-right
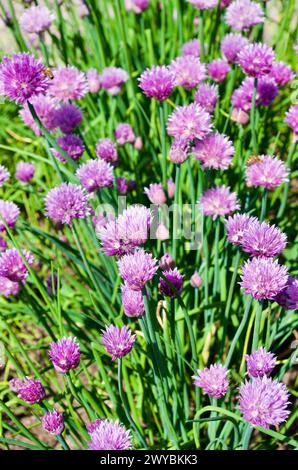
(42, 67), (54, 80)
(246, 155), (262, 166)
(0, 341), (5, 369)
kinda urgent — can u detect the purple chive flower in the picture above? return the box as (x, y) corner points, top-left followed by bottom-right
(138, 65), (175, 101)
(87, 68), (101, 93)
(42, 410), (64, 435)
(159, 268), (184, 297)
(0, 276), (20, 297)
(159, 253), (176, 271)
(193, 364), (229, 398)
(117, 248), (158, 290)
(190, 271), (202, 288)
(208, 59), (230, 83)
(19, 95), (57, 136)
(156, 223), (169, 241)
(187, 0), (218, 10)
(78, 0), (89, 18)
(239, 376), (290, 428)
(9, 378), (23, 392)
(0, 236), (7, 252)
(49, 337), (80, 374)
(15, 162), (35, 183)
(225, 0), (264, 31)
(232, 77), (278, 111)
(200, 185), (240, 219)
(87, 418), (103, 434)
(95, 138), (118, 164)
(48, 66), (88, 101)
(241, 221), (287, 258)
(285, 104), (298, 136)
(52, 135), (85, 163)
(0, 248), (33, 282)
(245, 347), (277, 378)
(195, 83), (219, 114)
(221, 0), (232, 6)
(167, 178), (175, 198)
(181, 39), (200, 57)
(97, 205), (152, 256)
(231, 108), (249, 125)
(167, 103), (212, 142)
(170, 56), (206, 90)
(88, 419), (131, 450)
(19, 5), (55, 34)
(102, 325), (135, 361)
(53, 104), (83, 134)
(0, 165), (10, 187)
(225, 213), (257, 246)
(270, 62), (295, 87)
(256, 76), (279, 106)
(193, 132), (235, 170)
(144, 183), (166, 205)
(220, 33), (249, 63)
(13, 377), (46, 404)
(274, 277), (298, 310)
(0, 200), (20, 232)
(246, 155), (288, 190)
(169, 138), (190, 164)
(117, 177), (128, 195)
(131, 0), (150, 14)
(238, 43), (275, 78)
(115, 123), (135, 145)
(0, 53), (50, 104)
(45, 183), (91, 225)
(240, 257), (288, 300)
(99, 67), (128, 96)
(76, 159), (114, 192)
(121, 283), (145, 317)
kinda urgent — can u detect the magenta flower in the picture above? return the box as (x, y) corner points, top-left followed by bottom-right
(195, 83), (219, 114)
(15, 162), (35, 183)
(169, 138), (190, 164)
(170, 56), (206, 90)
(102, 325), (135, 361)
(115, 123), (135, 145)
(138, 65), (175, 101)
(42, 410), (64, 435)
(49, 336), (80, 374)
(144, 183), (166, 205)
(159, 268), (184, 297)
(45, 183), (91, 225)
(20, 95), (57, 136)
(167, 178), (175, 198)
(95, 138), (118, 163)
(200, 185), (240, 219)
(0, 200), (20, 232)
(0, 53), (50, 104)
(239, 376), (290, 428)
(240, 257), (288, 300)
(246, 155), (288, 190)
(167, 103), (212, 142)
(52, 135), (85, 163)
(99, 67), (128, 95)
(131, 0), (150, 14)
(87, 68), (101, 93)
(220, 33), (248, 63)
(0, 165), (10, 187)
(231, 108), (249, 125)
(88, 419), (131, 450)
(155, 223), (169, 241)
(193, 132), (234, 170)
(19, 5), (55, 34)
(87, 418), (102, 434)
(241, 221), (287, 258)
(285, 104), (298, 136)
(225, 213), (257, 246)
(181, 39), (200, 57)
(53, 104), (83, 134)
(0, 276), (20, 297)
(0, 236), (7, 252)
(274, 277), (298, 310)
(187, 0), (218, 10)
(12, 377), (46, 404)
(159, 253), (175, 271)
(270, 62), (295, 87)
(225, 0), (264, 31)
(0, 248), (33, 282)
(190, 271), (202, 288)
(232, 77), (278, 111)
(245, 347), (277, 378)
(193, 364), (229, 398)
(121, 283), (145, 317)
(256, 77), (279, 106)
(238, 43), (275, 78)
(208, 59), (230, 83)
(76, 159), (114, 192)
(48, 66), (88, 101)
(117, 248), (158, 290)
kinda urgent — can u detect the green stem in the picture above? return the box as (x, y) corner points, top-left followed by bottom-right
(252, 301), (263, 351)
(225, 297), (252, 368)
(159, 104), (167, 189)
(172, 165), (181, 261)
(250, 78), (258, 154)
(260, 188), (268, 221)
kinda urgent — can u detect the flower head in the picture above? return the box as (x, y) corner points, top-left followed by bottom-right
(144, 183), (166, 205)
(193, 132), (234, 170)
(0, 200), (20, 232)
(45, 183), (91, 225)
(241, 221), (287, 258)
(167, 178), (175, 198)
(0, 248), (33, 282)
(0, 165), (10, 187)
(285, 104), (298, 136)
(0, 53), (50, 104)
(245, 347), (276, 378)
(115, 123), (135, 145)
(88, 419), (131, 450)
(220, 33), (249, 63)
(225, 213), (257, 246)
(167, 103), (212, 142)
(270, 62), (295, 87)
(193, 364), (229, 398)
(87, 68), (101, 93)
(240, 257), (288, 300)
(238, 43), (275, 78)
(48, 66), (88, 101)
(239, 376), (290, 428)
(170, 56), (206, 90)
(190, 271), (202, 288)
(169, 138), (190, 164)
(159, 268), (184, 297)
(42, 410), (64, 435)
(195, 83), (219, 114)
(19, 95), (57, 136)
(159, 253), (175, 271)
(19, 5), (55, 34)
(187, 0), (218, 10)
(0, 276), (20, 297)
(87, 418), (103, 434)
(53, 104), (83, 134)
(246, 155), (288, 190)
(139, 65), (175, 101)
(208, 59), (230, 82)
(76, 159), (114, 192)
(117, 248), (158, 290)
(15, 162), (35, 183)
(49, 337), (80, 374)
(95, 138), (118, 163)
(52, 135), (85, 163)
(232, 77), (278, 111)
(200, 185), (240, 219)
(225, 0), (264, 31)
(102, 325), (135, 361)
(121, 283), (145, 317)
(181, 39), (200, 57)
(100, 67), (128, 95)
(13, 377), (46, 404)
(274, 277), (298, 310)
